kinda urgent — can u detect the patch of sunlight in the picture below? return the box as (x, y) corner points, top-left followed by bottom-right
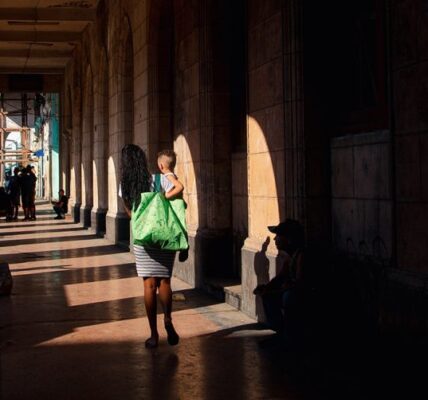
(107, 155), (118, 214)
(36, 318), (148, 346)
(92, 160), (99, 208)
(36, 310), (224, 346)
(247, 116), (280, 245)
(174, 134), (198, 233)
(81, 162), (87, 206)
(64, 277), (142, 306)
(70, 165), (77, 204)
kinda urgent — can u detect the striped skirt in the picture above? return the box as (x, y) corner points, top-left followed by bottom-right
(133, 245), (175, 278)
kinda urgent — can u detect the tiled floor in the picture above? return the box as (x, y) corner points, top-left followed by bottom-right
(0, 203), (307, 400)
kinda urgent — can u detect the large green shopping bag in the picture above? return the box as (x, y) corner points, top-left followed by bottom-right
(131, 174), (188, 251)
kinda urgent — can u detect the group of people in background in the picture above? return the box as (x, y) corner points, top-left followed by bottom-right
(0, 165), (37, 221)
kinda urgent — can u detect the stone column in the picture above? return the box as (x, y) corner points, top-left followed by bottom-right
(60, 129), (71, 201)
(283, 0), (305, 223)
(105, 88), (129, 244)
(105, 27), (133, 245)
(91, 58), (109, 236)
(70, 114), (82, 223)
(80, 72), (94, 228)
(241, 0), (304, 319)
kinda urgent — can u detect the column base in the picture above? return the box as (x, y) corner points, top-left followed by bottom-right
(105, 212), (130, 246)
(241, 237), (278, 320)
(91, 208), (107, 236)
(173, 232), (201, 288)
(173, 228), (234, 289)
(80, 205), (92, 228)
(71, 203), (81, 223)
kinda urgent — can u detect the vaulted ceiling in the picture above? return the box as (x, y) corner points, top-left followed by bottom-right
(0, 0), (98, 74)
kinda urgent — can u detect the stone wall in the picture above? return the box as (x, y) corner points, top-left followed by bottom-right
(331, 131), (392, 261)
(392, 0), (428, 275)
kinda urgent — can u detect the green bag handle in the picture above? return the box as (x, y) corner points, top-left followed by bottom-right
(153, 174), (161, 193)
(131, 174), (161, 213)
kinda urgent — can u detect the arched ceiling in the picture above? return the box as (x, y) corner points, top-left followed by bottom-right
(0, 0), (98, 74)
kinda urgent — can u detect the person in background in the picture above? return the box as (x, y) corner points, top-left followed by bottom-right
(7, 167), (21, 220)
(28, 166), (37, 220)
(21, 165), (37, 221)
(52, 189), (68, 220)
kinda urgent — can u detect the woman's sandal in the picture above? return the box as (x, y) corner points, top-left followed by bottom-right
(145, 336), (159, 349)
(164, 322), (179, 346)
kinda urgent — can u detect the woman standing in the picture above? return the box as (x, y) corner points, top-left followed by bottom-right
(120, 144), (184, 348)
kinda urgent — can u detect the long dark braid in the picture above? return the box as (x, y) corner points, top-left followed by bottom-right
(121, 144), (152, 209)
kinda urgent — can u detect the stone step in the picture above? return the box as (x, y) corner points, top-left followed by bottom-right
(203, 278), (242, 311)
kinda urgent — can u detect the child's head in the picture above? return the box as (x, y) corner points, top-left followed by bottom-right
(157, 149), (177, 172)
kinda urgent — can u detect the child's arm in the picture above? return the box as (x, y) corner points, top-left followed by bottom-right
(164, 174), (184, 199)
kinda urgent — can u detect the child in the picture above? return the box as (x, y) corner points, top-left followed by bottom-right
(121, 146), (184, 349)
(156, 149), (184, 199)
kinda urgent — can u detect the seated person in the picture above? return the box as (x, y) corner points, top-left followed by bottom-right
(254, 219), (305, 344)
(52, 189), (68, 219)
(0, 187), (13, 221)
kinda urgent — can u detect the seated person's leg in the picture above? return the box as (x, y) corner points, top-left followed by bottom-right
(262, 292), (285, 333)
(53, 206), (62, 218)
(282, 288), (302, 344)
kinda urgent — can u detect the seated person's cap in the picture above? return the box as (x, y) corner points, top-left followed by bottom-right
(268, 219), (301, 236)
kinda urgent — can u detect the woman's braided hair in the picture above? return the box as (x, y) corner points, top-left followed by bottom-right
(121, 144), (152, 209)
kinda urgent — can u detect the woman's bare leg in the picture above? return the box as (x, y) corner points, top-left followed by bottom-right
(143, 277), (159, 348)
(159, 278), (179, 345)
(158, 278), (173, 321)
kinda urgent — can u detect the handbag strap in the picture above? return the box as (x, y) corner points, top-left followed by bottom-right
(153, 174), (161, 193)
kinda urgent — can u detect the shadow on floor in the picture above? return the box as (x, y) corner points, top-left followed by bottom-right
(0, 245), (129, 264)
(0, 221), (76, 230)
(0, 226), (86, 237)
(0, 234), (100, 247)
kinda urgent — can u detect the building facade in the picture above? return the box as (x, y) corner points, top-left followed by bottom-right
(53, 0), (427, 333)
